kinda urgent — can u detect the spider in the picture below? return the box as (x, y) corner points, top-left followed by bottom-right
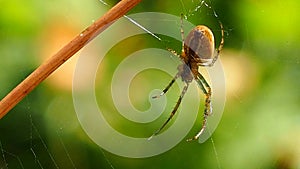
(150, 14), (224, 141)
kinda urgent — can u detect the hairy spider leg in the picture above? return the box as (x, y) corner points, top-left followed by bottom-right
(187, 73), (212, 141)
(164, 13), (185, 60)
(180, 13), (185, 53)
(210, 20), (225, 66)
(150, 14), (187, 137)
(150, 11), (224, 141)
(152, 74), (179, 99)
(149, 83), (189, 139)
(166, 48), (180, 58)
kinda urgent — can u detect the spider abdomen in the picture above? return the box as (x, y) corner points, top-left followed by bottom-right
(184, 25), (215, 66)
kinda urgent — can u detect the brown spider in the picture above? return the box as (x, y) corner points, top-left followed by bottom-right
(150, 15), (224, 141)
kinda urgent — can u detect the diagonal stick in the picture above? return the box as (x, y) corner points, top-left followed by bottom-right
(0, 0), (142, 119)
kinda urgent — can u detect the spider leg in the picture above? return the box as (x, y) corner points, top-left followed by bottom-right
(187, 73), (212, 141)
(180, 13), (185, 53)
(165, 14), (184, 59)
(162, 14), (186, 64)
(152, 74), (179, 99)
(167, 48), (180, 58)
(210, 20), (225, 66)
(149, 83), (189, 140)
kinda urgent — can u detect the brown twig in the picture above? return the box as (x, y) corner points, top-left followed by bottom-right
(0, 0), (142, 119)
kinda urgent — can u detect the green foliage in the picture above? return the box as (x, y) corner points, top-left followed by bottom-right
(0, 0), (299, 168)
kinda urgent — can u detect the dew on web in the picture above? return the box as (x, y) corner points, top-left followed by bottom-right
(0, 140), (8, 169)
(57, 129), (77, 169)
(29, 115), (44, 169)
(30, 117), (59, 169)
(4, 151), (24, 169)
(123, 15), (162, 41)
(99, 148), (116, 169)
(0, 142), (24, 169)
(98, 0), (162, 42)
(30, 148), (44, 169)
(29, 115), (80, 169)
(99, 0), (109, 6)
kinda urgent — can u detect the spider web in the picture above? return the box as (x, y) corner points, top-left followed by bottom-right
(3, 0), (299, 168)
(95, 0), (223, 168)
(0, 0), (225, 169)
(0, 1), (223, 169)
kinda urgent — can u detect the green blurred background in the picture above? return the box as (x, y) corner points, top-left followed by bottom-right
(1, 0), (300, 168)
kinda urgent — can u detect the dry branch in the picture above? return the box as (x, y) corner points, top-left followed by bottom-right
(0, 0), (142, 118)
